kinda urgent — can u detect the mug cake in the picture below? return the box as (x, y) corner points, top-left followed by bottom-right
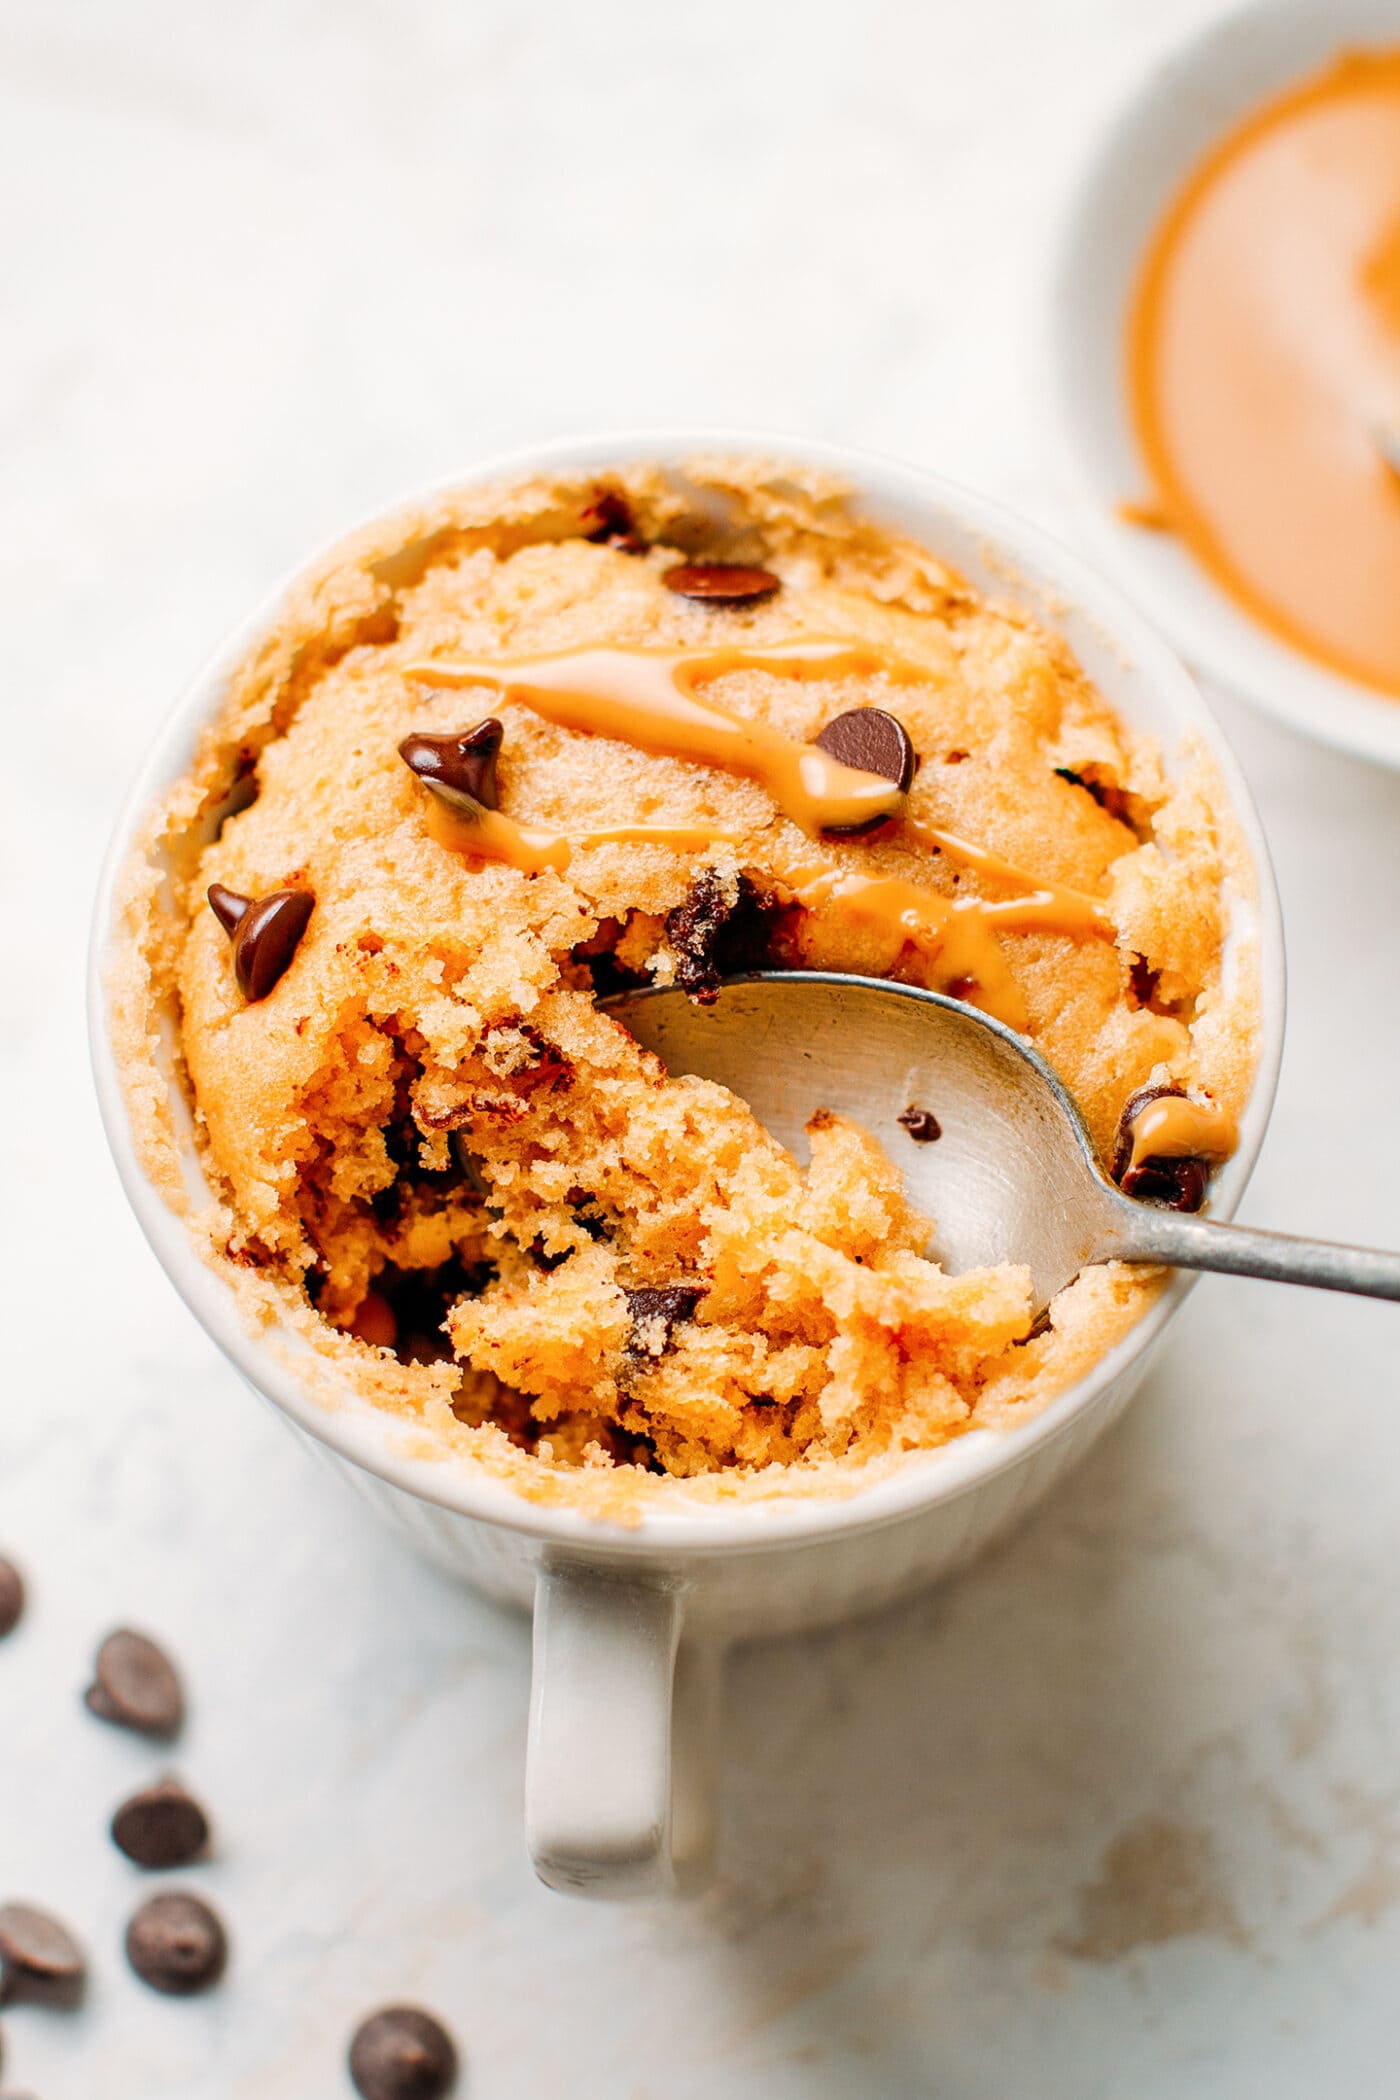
(109, 458), (1259, 1497)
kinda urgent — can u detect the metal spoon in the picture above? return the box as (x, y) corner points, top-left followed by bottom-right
(608, 973), (1400, 1309)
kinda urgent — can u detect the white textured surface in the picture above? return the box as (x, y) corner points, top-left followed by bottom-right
(5, 0), (1400, 2093)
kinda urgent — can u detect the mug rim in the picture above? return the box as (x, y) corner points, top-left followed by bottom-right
(88, 426), (1286, 1558)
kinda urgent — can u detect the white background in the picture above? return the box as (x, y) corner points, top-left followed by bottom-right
(5, 1), (1400, 2094)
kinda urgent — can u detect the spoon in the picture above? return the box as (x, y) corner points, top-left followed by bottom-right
(608, 972), (1400, 1309)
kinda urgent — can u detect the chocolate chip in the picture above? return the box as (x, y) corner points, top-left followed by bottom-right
(1055, 765), (1133, 827)
(581, 488), (646, 554)
(665, 870), (789, 1004)
(124, 1892), (226, 1997)
(231, 888), (314, 1002)
(1110, 1083), (1209, 1213)
(625, 1284), (702, 1360)
(0, 1558), (23, 1640)
(814, 708), (916, 835)
(85, 1629), (184, 1739)
(0, 1903), (85, 2009)
(111, 1781), (209, 1870)
(350, 2006), (458, 2100)
(1127, 954), (1160, 1007)
(897, 1106), (942, 1143)
(206, 883), (251, 935)
(399, 720), (503, 815)
(661, 562), (780, 603)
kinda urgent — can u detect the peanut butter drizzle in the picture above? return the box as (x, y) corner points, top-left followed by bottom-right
(1128, 1093), (1238, 1172)
(408, 640), (1117, 1029)
(410, 642), (910, 833)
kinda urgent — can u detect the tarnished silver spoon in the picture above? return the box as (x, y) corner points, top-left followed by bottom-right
(609, 973), (1400, 1310)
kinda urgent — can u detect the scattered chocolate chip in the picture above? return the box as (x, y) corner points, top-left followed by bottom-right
(661, 562), (780, 604)
(815, 709), (916, 803)
(0, 1558), (23, 1640)
(85, 1630), (184, 1739)
(231, 888), (314, 1002)
(349, 2005), (458, 2100)
(399, 720), (503, 816)
(111, 1781), (210, 1870)
(1110, 1083), (1209, 1213)
(897, 1106), (942, 1143)
(0, 1903), (86, 2009)
(580, 488), (646, 555)
(206, 883), (251, 936)
(125, 1892), (226, 1997)
(665, 869), (789, 1003)
(625, 1284), (703, 1360)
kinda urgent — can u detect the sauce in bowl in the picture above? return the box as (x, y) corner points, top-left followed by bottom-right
(1128, 50), (1400, 697)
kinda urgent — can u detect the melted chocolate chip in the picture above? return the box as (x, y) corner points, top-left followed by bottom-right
(206, 883), (251, 935)
(625, 1284), (702, 1360)
(232, 889), (314, 1001)
(666, 870), (788, 1003)
(661, 562), (780, 603)
(349, 2005), (458, 2100)
(1110, 1083), (1209, 1213)
(111, 1781), (210, 1870)
(85, 1629), (184, 1739)
(897, 1106), (942, 1143)
(0, 1903), (86, 2008)
(1055, 766), (1133, 827)
(125, 1892), (226, 1996)
(814, 707), (917, 835)
(581, 488), (646, 554)
(1128, 954), (1160, 1008)
(0, 1556), (23, 1639)
(398, 720), (503, 815)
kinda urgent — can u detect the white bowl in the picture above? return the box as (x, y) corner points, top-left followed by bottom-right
(89, 431), (1284, 1895)
(1048, 0), (1400, 770)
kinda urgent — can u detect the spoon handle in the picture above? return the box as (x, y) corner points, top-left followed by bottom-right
(1110, 1207), (1400, 1301)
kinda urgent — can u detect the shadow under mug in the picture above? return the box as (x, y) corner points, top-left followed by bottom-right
(89, 430), (1285, 1898)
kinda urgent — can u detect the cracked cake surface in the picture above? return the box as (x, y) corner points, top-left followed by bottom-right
(110, 457), (1260, 1511)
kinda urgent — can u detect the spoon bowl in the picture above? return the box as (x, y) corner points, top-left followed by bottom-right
(611, 973), (1400, 1308)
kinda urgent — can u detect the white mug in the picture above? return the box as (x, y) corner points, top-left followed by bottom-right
(89, 432), (1285, 1900)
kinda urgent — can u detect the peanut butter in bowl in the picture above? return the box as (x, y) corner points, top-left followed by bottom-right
(109, 459), (1259, 1509)
(1126, 47), (1400, 698)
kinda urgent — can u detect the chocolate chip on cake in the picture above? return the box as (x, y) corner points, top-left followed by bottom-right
(111, 1781), (210, 1870)
(898, 1106), (942, 1143)
(125, 1892), (226, 1996)
(85, 1629), (184, 1739)
(662, 562), (780, 603)
(625, 1283), (703, 1359)
(0, 1557), (23, 1640)
(665, 869), (788, 1004)
(581, 488), (646, 555)
(231, 889), (315, 1002)
(1111, 1083), (1209, 1213)
(349, 2005), (458, 2100)
(814, 707), (916, 835)
(0, 1903), (86, 2008)
(206, 883), (251, 936)
(399, 720), (503, 815)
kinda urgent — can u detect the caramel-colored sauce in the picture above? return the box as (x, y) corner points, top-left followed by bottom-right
(1128, 1093), (1238, 1173)
(1129, 49), (1400, 695)
(410, 642), (912, 833)
(407, 639), (1118, 1030)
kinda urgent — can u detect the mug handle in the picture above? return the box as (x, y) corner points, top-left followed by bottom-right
(526, 1561), (720, 1898)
